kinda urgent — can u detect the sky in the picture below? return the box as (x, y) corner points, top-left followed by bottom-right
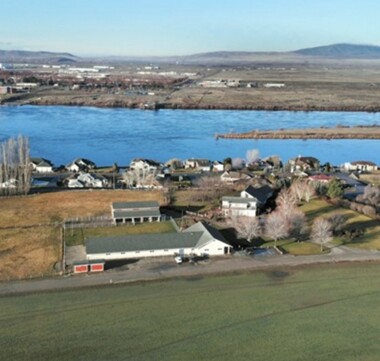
(1, 0), (380, 56)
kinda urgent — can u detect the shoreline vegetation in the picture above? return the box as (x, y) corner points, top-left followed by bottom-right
(4, 98), (380, 113)
(216, 125), (380, 140)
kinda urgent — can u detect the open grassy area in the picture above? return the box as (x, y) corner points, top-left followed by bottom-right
(260, 198), (380, 254)
(65, 221), (176, 246)
(0, 190), (163, 280)
(1, 263), (380, 361)
(300, 199), (380, 250)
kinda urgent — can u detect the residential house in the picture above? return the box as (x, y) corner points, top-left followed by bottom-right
(77, 172), (108, 188)
(111, 201), (161, 225)
(343, 161), (378, 172)
(221, 196), (257, 217)
(66, 158), (96, 172)
(67, 178), (84, 188)
(220, 171), (252, 184)
(308, 174), (333, 184)
(185, 158), (212, 172)
(288, 156), (320, 173)
(85, 221), (232, 262)
(130, 158), (162, 175)
(212, 161), (224, 172)
(240, 185), (274, 208)
(30, 158), (54, 173)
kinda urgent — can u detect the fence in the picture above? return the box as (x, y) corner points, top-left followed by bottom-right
(64, 215), (113, 229)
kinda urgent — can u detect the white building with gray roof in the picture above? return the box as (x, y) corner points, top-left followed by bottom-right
(111, 201), (161, 225)
(86, 221), (231, 261)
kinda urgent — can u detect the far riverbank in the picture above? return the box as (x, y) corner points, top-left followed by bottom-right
(217, 126), (380, 140)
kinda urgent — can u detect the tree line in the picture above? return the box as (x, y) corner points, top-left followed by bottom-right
(0, 135), (31, 196)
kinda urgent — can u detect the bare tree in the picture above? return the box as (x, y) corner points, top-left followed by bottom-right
(288, 209), (308, 242)
(246, 149), (260, 165)
(276, 188), (297, 215)
(290, 180), (315, 203)
(265, 211), (289, 247)
(358, 185), (380, 208)
(192, 175), (228, 203)
(0, 135), (31, 196)
(327, 214), (347, 235)
(311, 218), (332, 252)
(231, 216), (261, 242)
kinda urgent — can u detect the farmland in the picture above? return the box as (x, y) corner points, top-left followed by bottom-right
(1, 263), (380, 361)
(0, 190), (163, 280)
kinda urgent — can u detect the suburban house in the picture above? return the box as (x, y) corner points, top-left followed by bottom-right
(343, 160), (378, 172)
(241, 185), (274, 207)
(130, 159), (162, 175)
(212, 161), (224, 172)
(85, 221), (232, 262)
(77, 172), (109, 188)
(30, 158), (54, 173)
(289, 156), (320, 173)
(222, 196), (257, 217)
(185, 158), (212, 172)
(111, 201), (161, 225)
(222, 185), (273, 217)
(66, 158), (96, 172)
(220, 171), (252, 184)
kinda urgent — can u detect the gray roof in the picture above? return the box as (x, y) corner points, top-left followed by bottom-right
(86, 221), (230, 255)
(86, 232), (203, 254)
(184, 221), (228, 248)
(113, 210), (161, 219)
(31, 158), (53, 167)
(112, 201), (160, 210)
(244, 185), (273, 205)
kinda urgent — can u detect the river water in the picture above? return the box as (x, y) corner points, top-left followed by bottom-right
(0, 105), (379, 166)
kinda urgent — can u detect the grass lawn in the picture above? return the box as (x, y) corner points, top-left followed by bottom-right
(1, 263), (380, 361)
(0, 190), (163, 280)
(300, 199), (380, 250)
(65, 221), (176, 246)
(260, 198), (380, 254)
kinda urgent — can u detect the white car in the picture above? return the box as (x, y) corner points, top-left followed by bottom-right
(174, 256), (183, 264)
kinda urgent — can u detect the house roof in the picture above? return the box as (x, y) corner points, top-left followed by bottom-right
(243, 185), (273, 204)
(30, 158), (53, 167)
(86, 232), (203, 254)
(132, 158), (161, 167)
(184, 221), (228, 248)
(112, 201), (160, 210)
(351, 160), (377, 166)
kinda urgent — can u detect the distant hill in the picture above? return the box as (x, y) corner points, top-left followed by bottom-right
(0, 50), (79, 64)
(294, 43), (380, 59)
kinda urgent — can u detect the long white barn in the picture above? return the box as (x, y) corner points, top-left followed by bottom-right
(86, 222), (232, 261)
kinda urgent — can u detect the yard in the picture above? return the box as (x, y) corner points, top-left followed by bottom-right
(1, 263), (380, 361)
(65, 221), (176, 246)
(260, 198), (380, 255)
(0, 190), (164, 280)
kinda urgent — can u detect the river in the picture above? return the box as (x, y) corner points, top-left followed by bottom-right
(0, 105), (379, 166)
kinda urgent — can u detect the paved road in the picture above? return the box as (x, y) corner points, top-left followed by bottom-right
(1, 246), (380, 296)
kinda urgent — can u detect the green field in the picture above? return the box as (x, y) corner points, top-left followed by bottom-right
(1, 263), (380, 361)
(65, 221), (176, 246)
